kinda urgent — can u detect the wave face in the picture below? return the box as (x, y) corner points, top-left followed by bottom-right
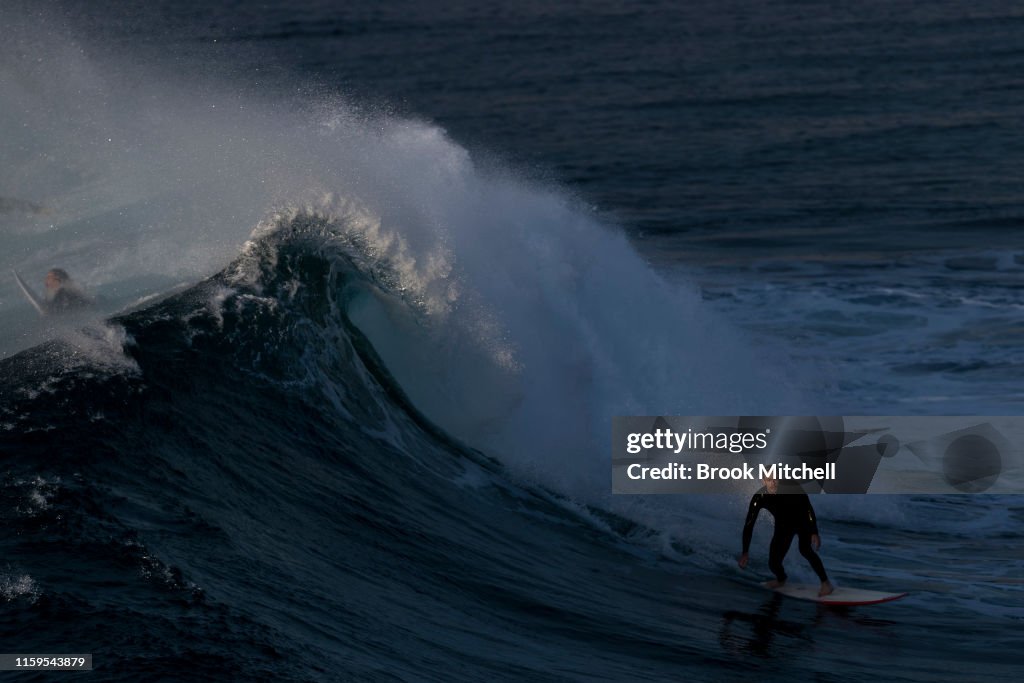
(2, 213), (1021, 681)
(0, 213), (763, 680)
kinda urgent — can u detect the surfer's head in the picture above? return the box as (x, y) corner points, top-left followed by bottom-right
(762, 474), (778, 494)
(45, 268), (71, 293)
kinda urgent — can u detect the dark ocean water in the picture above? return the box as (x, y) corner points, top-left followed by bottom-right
(1, 1), (1023, 681)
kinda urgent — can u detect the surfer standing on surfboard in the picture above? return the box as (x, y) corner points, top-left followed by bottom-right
(737, 475), (835, 597)
(43, 268), (92, 314)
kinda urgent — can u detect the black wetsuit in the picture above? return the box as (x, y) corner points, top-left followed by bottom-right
(742, 486), (828, 583)
(46, 288), (92, 314)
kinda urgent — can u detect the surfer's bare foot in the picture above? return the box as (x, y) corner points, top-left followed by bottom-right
(819, 580), (834, 597)
(765, 579), (785, 589)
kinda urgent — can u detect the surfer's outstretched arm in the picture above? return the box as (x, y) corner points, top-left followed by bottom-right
(738, 490), (764, 567)
(800, 493), (821, 549)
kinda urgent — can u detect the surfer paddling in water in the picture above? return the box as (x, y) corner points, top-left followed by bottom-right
(738, 474), (834, 597)
(13, 267), (92, 316)
(43, 268), (92, 314)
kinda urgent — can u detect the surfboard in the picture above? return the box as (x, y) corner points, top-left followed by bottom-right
(762, 581), (907, 606)
(12, 270), (47, 316)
